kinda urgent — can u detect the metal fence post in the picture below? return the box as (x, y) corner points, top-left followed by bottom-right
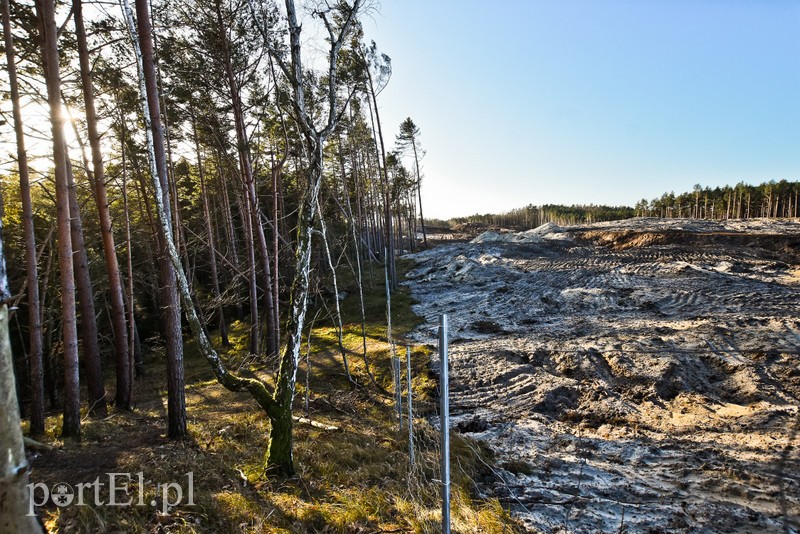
(439, 314), (450, 533)
(393, 346), (402, 430)
(406, 346), (414, 467)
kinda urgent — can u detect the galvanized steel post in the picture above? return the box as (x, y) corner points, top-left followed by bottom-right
(439, 314), (450, 533)
(406, 346), (414, 466)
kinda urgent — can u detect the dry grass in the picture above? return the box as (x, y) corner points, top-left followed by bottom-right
(28, 259), (521, 532)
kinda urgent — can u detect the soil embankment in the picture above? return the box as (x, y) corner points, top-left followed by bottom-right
(405, 217), (800, 532)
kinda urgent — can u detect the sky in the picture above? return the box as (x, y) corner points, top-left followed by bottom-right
(363, 0), (800, 220)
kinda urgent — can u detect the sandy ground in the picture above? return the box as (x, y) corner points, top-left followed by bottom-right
(404, 218), (800, 533)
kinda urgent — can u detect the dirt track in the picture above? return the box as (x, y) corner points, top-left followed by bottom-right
(405, 218), (800, 533)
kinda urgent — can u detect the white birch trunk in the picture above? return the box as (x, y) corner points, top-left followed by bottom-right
(0, 203), (43, 533)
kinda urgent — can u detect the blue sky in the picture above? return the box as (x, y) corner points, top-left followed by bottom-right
(364, 1), (800, 219)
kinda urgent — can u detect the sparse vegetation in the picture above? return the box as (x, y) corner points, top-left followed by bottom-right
(28, 261), (520, 533)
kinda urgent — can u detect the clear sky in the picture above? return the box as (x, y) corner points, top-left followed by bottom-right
(364, 0), (800, 220)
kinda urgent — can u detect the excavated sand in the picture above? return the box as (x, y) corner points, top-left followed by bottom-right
(404, 218), (800, 533)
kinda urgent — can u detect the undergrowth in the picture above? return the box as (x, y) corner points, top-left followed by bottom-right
(28, 258), (521, 532)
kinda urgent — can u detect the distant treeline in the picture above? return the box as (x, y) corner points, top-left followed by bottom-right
(636, 179), (800, 220)
(427, 179), (800, 231)
(434, 204), (635, 230)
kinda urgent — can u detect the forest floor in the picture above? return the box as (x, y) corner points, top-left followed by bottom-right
(24, 261), (521, 533)
(404, 217), (800, 533)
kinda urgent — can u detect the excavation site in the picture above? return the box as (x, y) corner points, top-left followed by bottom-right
(405, 218), (800, 532)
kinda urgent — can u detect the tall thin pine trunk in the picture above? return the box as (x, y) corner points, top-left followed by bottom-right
(364, 80), (396, 290)
(66, 155), (107, 416)
(410, 139), (426, 247)
(216, 0), (277, 356)
(193, 113), (229, 346)
(119, 120), (142, 379)
(40, 240), (57, 410)
(271, 162), (281, 352)
(218, 166), (244, 319)
(74, 0), (131, 409)
(2, 0), (45, 435)
(36, 0), (81, 439)
(237, 181), (260, 355)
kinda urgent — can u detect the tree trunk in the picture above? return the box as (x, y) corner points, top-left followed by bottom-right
(125, 0), (186, 438)
(119, 112), (143, 378)
(74, 0), (132, 409)
(256, 0), (363, 473)
(39, 242), (58, 410)
(66, 156), (107, 417)
(266, 142), (325, 475)
(216, 0), (277, 356)
(336, 137), (377, 386)
(316, 201), (352, 383)
(218, 167), (244, 320)
(364, 74), (396, 290)
(411, 141), (426, 247)
(265, 390), (293, 477)
(251, 196), (278, 356)
(0, 213), (43, 532)
(271, 162), (281, 352)
(237, 182), (260, 355)
(2, 0), (45, 436)
(36, 0), (81, 439)
(193, 113), (229, 346)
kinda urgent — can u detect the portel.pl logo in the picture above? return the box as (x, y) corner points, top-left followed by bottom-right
(27, 472), (194, 515)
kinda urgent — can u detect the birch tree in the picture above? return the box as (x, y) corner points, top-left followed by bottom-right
(253, 0), (365, 474)
(115, 0), (365, 475)
(0, 189), (43, 534)
(121, 0), (187, 438)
